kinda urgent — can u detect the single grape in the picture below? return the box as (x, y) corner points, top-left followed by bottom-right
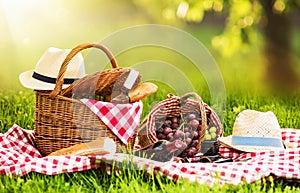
(185, 131), (191, 138)
(174, 130), (184, 139)
(205, 134), (212, 140)
(191, 140), (198, 147)
(171, 123), (179, 129)
(191, 131), (199, 139)
(183, 127), (190, 132)
(187, 149), (195, 158)
(185, 137), (192, 145)
(171, 117), (179, 123)
(188, 113), (196, 120)
(189, 119), (199, 129)
(209, 126), (217, 133)
(211, 133), (217, 139)
(166, 132), (174, 140)
(163, 127), (172, 135)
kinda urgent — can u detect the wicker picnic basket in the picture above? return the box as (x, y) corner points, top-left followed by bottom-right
(34, 43), (139, 156)
(137, 92), (223, 157)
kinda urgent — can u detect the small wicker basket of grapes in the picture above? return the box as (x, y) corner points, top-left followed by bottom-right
(137, 92), (223, 161)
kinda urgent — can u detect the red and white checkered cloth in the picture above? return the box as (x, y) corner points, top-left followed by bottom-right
(80, 99), (143, 145)
(1, 124), (300, 185)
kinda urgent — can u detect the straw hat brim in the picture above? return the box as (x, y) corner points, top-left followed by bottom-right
(19, 70), (72, 90)
(218, 135), (285, 152)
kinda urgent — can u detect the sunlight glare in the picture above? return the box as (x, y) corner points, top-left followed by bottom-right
(177, 2), (189, 18)
(0, 0), (55, 45)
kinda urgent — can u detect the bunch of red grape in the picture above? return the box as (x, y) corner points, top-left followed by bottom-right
(155, 113), (204, 158)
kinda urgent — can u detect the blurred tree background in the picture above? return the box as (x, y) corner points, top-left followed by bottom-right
(133, 0), (300, 91)
(0, 0), (299, 93)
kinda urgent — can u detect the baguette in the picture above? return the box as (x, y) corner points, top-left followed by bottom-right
(47, 137), (116, 156)
(105, 82), (158, 103)
(128, 82), (158, 102)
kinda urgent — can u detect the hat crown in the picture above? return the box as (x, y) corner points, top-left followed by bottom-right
(232, 110), (281, 139)
(34, 47), (85, 78)
(19, 47), (85, 90)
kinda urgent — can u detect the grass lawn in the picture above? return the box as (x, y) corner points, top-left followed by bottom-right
(0, 88), (299, 192)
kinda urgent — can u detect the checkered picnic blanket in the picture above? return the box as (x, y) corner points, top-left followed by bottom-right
(1, 124), (300, 185)
(80, 99), (142, 145)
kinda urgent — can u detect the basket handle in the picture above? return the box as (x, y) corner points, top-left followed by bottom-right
(180, 92), (207, 150)
(49, 43), (118, 98)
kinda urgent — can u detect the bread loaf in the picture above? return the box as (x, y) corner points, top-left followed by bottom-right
(128, 82), (158, 102)
(47, 137), (116, 156)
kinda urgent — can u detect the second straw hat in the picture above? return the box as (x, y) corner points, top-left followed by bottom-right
(218, 110), (285, 152)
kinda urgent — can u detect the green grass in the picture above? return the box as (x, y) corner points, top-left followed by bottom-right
(2, 89), (299, 135)
(0, 90), (34, 132)
(1, 160), (300, 193)
(0, 89), (300, 192)
(1, 163), (300, 193)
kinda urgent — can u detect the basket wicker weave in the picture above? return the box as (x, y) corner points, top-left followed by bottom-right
(34, 43), (138, 156)
(137, 92), (223, 156)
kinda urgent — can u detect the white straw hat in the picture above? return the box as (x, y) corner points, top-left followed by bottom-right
(19, 47), (85, 90)
(218, 110), (285, 152)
